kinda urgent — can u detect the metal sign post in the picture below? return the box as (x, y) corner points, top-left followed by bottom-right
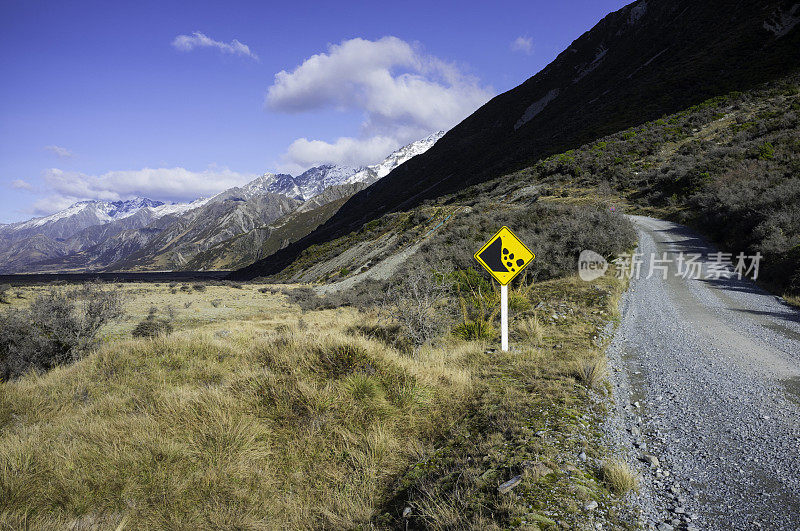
(474, 226), (534, 352)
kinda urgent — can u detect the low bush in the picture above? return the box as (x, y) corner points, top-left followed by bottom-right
(132, 307), (173, 339)
(453, 320), (496, 340)
(0, 284), (10, 304)
(572, 355), (608, 389)
(415, 203), (636, 284)
(0, 284), (123, 380)
(514, 315), (544, 345)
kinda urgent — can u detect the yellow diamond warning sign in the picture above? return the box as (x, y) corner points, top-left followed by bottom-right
(474, 226), (534, 285)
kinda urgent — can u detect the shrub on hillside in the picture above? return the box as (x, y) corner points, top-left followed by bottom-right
(415, 203), (636, 283)
(378, 265), (454, 349)
(0, 284), (10, 304)
(0, 283), (124, 380)
(132, 307), (174, 339)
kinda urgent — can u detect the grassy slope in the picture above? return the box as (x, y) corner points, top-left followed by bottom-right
(376, 275), (635, 529)
(1, 271), (635, 529)
(0, 289), (471, 528)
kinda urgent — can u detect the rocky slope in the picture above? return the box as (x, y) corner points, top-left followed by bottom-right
(0, 198), (165, 244)
(232, 0), (800, 280)
(185, 183), (367, 271)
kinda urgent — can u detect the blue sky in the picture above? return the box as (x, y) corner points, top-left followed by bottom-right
(0, 0), (630, 223)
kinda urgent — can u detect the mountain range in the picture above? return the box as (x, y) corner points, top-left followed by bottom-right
(231, 0), (800, 280)
(0, 132), (445, 273)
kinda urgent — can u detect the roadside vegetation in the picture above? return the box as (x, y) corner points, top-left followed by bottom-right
(0, 197), (638, 528)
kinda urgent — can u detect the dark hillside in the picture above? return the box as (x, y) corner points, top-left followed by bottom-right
(232, 0), (800, 280)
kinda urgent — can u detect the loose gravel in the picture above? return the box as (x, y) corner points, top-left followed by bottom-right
(603, 216), (800, 531)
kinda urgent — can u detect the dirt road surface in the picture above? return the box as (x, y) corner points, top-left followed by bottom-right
(605, 216), (800, 530)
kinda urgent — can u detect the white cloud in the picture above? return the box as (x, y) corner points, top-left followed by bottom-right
(32, 195), (84, 216)
(267, 36), (493, 169)
(30, 166), (256, 215)
(284, 136), (399, 171)
(44, 145), (73, 158)
(510, 36), (534, 55)
(172, 31), (258, 60)
(10, 179), (35, 191)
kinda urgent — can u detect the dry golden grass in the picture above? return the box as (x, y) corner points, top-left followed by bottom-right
(513, 314), (544, 345)
(601, 459), (638, 495)
(1, 273), (632, 528)
(6, 282), (294, 340)
(0, 286), (474, 529)
(784, 294), (800, 308)
(572, 354), (608, 389)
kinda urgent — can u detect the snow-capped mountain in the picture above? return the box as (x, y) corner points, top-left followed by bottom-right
(246, 131), (446, 201)
(0, 197), (210, 246)
(14, 198), (162, 230)
(212, 173), (298, 202)
(1, 198), (162, 242)
(351, 130), (445, 183)
(0, 130), (445, 273)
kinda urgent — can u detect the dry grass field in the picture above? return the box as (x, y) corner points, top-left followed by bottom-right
(0, 274), (635, 529)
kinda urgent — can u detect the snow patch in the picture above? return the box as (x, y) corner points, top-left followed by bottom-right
(149, 198), (210, 218)
(764, 4), (800, 38)
(514, 89), (560, 131)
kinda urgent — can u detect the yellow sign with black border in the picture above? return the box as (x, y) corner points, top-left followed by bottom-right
(474, 226), (534, 285)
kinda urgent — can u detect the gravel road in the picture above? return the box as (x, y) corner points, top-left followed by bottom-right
(604, 216), (800, 531)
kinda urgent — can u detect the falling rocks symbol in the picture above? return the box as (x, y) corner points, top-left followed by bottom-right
(478, 236), (509, 272)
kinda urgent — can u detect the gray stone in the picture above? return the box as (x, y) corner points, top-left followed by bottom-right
(643, 454), (660, 467)
(583, 500), (598, 511)
(497, 475), (522, 494)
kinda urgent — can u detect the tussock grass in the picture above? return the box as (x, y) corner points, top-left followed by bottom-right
(572, 354), (608, 389)
(377, 274), (635, 528)
(785, 294), (800, 308)
(601, 459), (638, 495)
(514, 314), (544, 345)
(0, 305), (471, 528)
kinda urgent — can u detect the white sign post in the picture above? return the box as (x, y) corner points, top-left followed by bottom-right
(500, 284), (509, 351)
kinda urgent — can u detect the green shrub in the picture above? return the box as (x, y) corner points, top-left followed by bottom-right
(453, 320), (496, 340)
(756, 142), (775, 160)
(132, 306), (174, 339)
(0, 284), (123, 380)
(132, 317), (173, 339)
